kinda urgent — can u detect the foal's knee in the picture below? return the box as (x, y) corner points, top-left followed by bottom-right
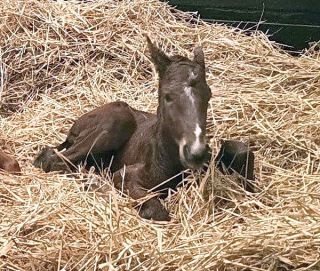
(113, 166), (171, 221)
(138, 198), (170, 221)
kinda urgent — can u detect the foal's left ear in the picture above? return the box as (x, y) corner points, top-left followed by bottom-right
(193, 47), (205, 69)
(145, 35), (171, 76)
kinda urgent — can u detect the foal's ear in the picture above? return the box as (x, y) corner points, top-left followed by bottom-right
(145, 35), (171, 76)
(193, 47), (205, 69)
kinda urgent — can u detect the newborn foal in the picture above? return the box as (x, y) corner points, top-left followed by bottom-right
(34, 37), (212, 221)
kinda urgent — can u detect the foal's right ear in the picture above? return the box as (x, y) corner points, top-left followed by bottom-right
(193, 47), (205, 69)
(145, 35), (171, 76)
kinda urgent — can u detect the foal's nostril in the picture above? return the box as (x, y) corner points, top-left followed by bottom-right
(183, 144), (190, 160)
(184, 144), (207, 163)
(191, 148), (207, 162)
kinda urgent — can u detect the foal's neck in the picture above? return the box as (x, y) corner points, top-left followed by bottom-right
(151, 112), (183, 176)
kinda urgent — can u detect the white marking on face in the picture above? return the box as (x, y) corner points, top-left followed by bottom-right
(195, 124), (202, 137)
(179, 137), (187, 162)
(184, 86), (195, 105)
(189, 71), (197, 80)
(191, 124), (202, 154)
(185, 70), (198, 105)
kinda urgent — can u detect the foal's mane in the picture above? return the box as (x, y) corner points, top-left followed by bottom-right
(170, 55), (192, 63)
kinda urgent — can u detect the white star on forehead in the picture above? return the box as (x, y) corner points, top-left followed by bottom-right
(189, 71), (197, 80)
(184, 86), (195, 105)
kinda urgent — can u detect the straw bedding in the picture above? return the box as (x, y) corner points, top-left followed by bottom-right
(0, 0), (319, 270)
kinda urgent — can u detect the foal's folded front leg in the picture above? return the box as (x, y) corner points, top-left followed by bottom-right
(113, 164), (171, 221)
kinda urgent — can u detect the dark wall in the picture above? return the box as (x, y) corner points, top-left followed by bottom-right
(167, 0), (320, 51)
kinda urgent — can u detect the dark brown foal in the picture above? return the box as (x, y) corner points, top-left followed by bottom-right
(34, 36), (212, 221)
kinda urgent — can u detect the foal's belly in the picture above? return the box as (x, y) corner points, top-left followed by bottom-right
(111, 107), (156, 172)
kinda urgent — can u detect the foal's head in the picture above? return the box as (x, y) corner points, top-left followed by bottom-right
(146, 37), (211, 170)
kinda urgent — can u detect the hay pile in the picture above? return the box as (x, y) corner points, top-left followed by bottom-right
(1, 0), (319, 270)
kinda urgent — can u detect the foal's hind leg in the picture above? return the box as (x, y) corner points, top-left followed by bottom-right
(34, 102), (137, 172)
(113, 164), (170, 221)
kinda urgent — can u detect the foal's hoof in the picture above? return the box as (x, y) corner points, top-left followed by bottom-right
(34, 147), (69, 173)
(138, 198), (171, 221)
(33, 147), (57, 172)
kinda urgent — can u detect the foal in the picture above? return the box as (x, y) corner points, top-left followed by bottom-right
(34, 37), (212, 221)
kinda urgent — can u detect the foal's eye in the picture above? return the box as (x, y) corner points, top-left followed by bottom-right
(164, 94), (173, 103)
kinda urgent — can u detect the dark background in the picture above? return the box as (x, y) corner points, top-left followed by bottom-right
(167, 0), (320, 53)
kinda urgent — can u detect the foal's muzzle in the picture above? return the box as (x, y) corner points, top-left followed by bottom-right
(179, 140), (209, 170)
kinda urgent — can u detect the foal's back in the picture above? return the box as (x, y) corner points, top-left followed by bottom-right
(111, 106), (156, 172)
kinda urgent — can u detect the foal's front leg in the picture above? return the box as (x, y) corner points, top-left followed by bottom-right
(113, 164), (171, 221)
